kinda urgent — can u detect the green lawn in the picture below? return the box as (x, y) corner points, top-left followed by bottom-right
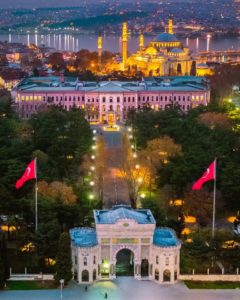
(6, 280), (57, 290)
(184, 281), (240, 289)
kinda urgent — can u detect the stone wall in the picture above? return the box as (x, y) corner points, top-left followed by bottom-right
(179, 274), (240, 281)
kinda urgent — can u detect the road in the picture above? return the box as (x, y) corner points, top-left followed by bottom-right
(98, 127), (130, 208)
(1, 277), (239, 300)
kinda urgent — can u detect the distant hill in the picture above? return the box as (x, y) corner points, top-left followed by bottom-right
(48, 12), (148, 29)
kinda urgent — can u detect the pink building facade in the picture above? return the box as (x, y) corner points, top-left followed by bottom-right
(11, 76), (210, 122)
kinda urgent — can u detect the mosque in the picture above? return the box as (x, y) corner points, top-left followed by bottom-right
(99, 19), (194, 76)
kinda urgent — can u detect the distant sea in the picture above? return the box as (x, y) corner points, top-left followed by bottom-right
(1, 33), (240, 53)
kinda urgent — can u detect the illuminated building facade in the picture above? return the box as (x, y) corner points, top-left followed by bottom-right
(12, 76), (210, 123)
(70, 205), (181, 284)
(108, 19), (193, 76)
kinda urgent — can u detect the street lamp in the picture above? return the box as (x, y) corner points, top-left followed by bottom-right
(60, 279), (64, 300)
(91, 155), (95, 160)
(135, 164), (140, 169)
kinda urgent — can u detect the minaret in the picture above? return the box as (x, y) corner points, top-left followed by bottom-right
(139, 33), (144, 50)
(168, 18), (174, 34)
(122, 21), (128, 69)
(98, 34), (103, 71)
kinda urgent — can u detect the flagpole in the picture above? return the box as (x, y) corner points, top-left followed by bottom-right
(35, 158), (38, 232)
(212, 159), (217, 239)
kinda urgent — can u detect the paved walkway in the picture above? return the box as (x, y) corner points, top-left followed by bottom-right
(100, 128), (130, 208)
(1, 277), (239, 300)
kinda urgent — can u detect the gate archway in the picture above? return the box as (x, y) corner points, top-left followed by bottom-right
(116, 248), (134, 276)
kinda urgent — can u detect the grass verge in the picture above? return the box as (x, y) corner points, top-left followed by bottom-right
(184, 280), (240, 289)
(6, 280), (57, 290)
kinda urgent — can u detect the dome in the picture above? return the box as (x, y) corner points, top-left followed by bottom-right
(170, 48), (184, 53)
(144, 46), (158, 55)
(154, 32), (178, 43)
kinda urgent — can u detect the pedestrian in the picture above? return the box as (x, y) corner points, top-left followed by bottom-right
(85, 285), (88, 292)
(104, 292), (108, 299)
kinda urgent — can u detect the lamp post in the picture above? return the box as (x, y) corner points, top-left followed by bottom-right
(60, 279), (64, 300)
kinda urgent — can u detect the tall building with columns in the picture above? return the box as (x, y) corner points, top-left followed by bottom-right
(70, 205), (181, 284)
(12, 76), (210, 122)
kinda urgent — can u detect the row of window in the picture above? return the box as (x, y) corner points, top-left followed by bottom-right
(155, 255), (178, 266)
(19, 94), (205, 102)
(75, 256), (96, 266)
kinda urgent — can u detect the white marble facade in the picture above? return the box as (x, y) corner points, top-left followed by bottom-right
(70, 205), (181, 284)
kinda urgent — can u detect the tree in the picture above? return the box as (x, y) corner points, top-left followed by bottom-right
(121, 133), (151, 208)
(139, 136), (182, 197)
(47, 52), (65, 71)
(94, 136), (106, 202)
(198, 112), (231, 130)
(184, 187), (222, 227)
(0, 254), (5, 288)
(38, 181), (77, 205)
(34, 218), (61, 270)
(54, 232), (72, 284)
(0, 235), (9, 285)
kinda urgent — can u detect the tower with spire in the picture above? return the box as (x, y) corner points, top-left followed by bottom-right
(122, 21), (128, 69)
(98, 34), (103, 71)
(139, 33), (144, 50)
(168, 18), (174, 34)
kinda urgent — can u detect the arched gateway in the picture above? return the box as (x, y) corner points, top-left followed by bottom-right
(70, 205), (181, 284)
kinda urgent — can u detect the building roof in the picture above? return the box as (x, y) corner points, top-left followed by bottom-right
(154, 33), (178, 43)
(70, 227), (98, 248)
(170, 48), (184, 53)
(14, 76), (209, 93)
(153, 228), (180, 247)
(94, 205), (156, 225)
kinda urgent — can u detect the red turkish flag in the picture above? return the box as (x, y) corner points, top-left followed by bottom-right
(192, 160), (216, 190)
(16, 159), (37, 189)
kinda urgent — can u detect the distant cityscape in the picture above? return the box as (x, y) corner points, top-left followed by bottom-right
(0, 0), (239, 38)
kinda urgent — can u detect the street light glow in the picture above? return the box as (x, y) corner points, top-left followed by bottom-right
(89, 194), (94, 200)
(90, 181), (95, 186)
(135, 164), (140, 169)
(90, 166), (95, 171)
(91, 155), (96, 160)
